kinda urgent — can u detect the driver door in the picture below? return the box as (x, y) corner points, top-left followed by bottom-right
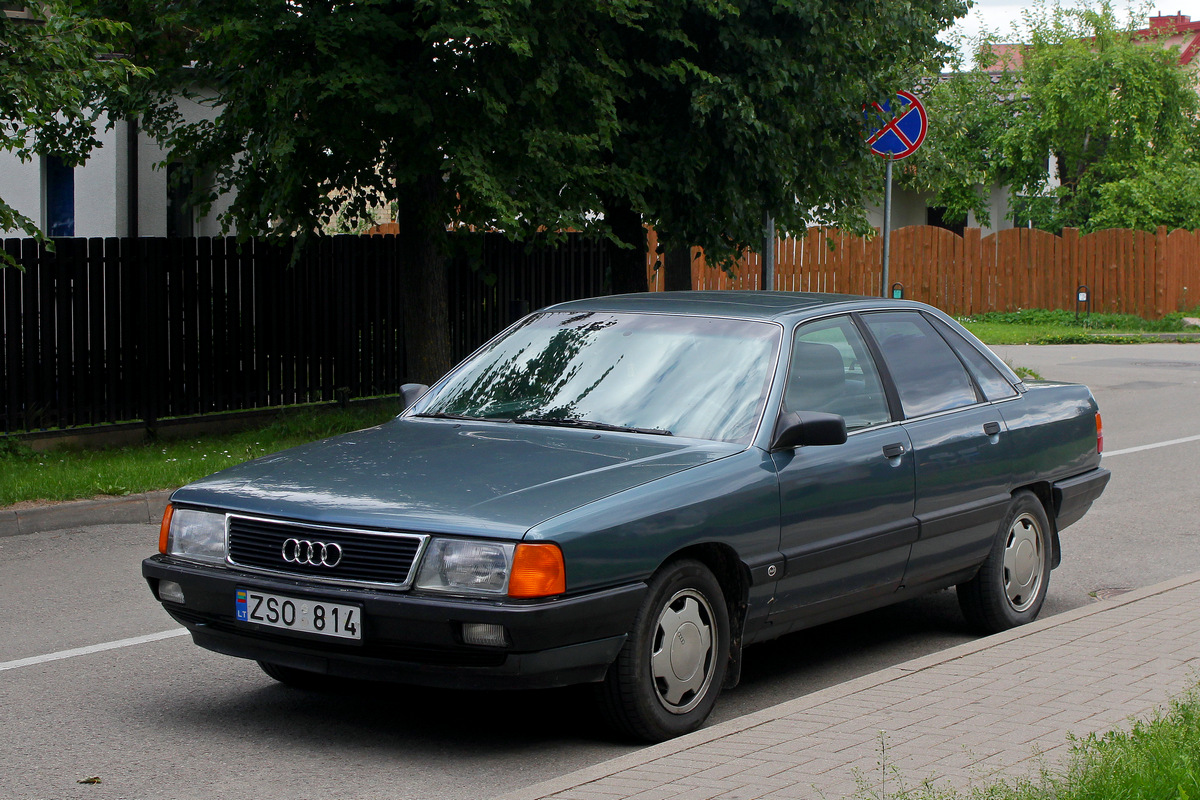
(768, 315), (917, 629)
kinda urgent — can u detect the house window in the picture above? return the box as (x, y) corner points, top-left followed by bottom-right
(44, 155), (75, 237)
(926, 206), (965, 237)
(166, 162), (194, 238)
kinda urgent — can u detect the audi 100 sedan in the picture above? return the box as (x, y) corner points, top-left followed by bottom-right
(144, 292), (1109, 741)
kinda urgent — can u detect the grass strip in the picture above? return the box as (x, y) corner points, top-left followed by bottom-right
(960, 307), (1200, 345)
(859, 687), (1200, 799)
(0, 404), (401, 507)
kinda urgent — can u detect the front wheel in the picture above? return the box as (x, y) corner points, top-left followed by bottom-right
(957, 491), (1053, 634)
(597, 560), (730, 742)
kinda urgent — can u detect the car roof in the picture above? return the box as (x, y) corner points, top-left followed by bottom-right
(545, 291), (934, 322)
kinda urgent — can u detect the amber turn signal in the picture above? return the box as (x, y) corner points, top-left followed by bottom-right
(1096, 413), (1104, 453)
(508, 543), (566, 598)
(159, 503), (174, 554)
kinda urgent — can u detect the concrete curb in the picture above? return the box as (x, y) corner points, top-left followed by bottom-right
(493, 570), (1200, 800)
(0, 490), (173, 537)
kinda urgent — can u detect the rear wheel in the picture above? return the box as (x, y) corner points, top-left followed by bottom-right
(958, 491), (1052, 634)
(597, 560), (729, 742)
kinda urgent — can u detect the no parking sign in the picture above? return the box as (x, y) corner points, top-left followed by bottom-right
(864, 89), (929, 297)
(864, 90), (928, 161)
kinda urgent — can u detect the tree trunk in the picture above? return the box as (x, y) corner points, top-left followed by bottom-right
(663, 246), (692, 291)
(605, 201), (648, 295)
(397, 175), (453, 386)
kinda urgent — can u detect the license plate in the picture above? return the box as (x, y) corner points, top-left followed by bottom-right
(236, 589), (361, 640)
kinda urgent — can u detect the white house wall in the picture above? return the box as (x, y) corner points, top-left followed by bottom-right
(136, 90), (232, 238)
(73, 113), (120, 237)
(0, 151), (41, 232)
(866, 184), (1016, 236)
(866, 186), (930, 231)
(0, 93), (229, 239)
(968, 184), (1015, 232)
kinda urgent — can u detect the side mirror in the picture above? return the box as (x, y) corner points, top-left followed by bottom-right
(770, 411), (848, 451)
(401, 383), (430, 410)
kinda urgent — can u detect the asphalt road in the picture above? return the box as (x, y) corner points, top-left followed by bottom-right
(1, 343), (1197, 800)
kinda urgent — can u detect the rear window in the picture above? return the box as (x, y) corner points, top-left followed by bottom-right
(861, 312), (979, 418)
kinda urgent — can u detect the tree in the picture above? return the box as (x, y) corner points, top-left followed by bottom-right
(0, 4), (144, 261)
(897, 58), (1017, 228)
(567, 0), (970, 292)
(903, 0), (1200, 233)
(92, 0), (965, 381)
(1089, 163), (1200, 230)
(93, 0), (642, 382)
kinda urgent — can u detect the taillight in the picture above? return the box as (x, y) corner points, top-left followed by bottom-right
(1096, 413), (1104, 454)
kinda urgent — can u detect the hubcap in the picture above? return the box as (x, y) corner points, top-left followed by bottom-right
(1003, 512), (1044, 612)
(650, 588), (716, 715)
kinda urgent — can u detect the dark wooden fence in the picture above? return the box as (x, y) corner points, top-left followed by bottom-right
(448, 232), (607, 361)
(1, 233), (608, 435)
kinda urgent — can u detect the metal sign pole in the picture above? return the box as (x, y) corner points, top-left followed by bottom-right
(762, 211), (776, 291)
(881, 156), (892, 298)
(864, 89), (926, 298)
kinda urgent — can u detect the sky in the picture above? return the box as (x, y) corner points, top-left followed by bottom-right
(951, 1), (1200, 41)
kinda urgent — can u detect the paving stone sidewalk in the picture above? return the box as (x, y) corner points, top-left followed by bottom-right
(497, 573), (1200, 800)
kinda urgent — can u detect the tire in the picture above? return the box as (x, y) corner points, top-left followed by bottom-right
(957, 491), (1053, 634)
(257, 660), (331, 690)
(597, 560), (730, 742)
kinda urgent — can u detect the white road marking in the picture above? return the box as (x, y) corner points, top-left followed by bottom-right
(0, 629), (188, 673)
(1104, 433), (1200, 458)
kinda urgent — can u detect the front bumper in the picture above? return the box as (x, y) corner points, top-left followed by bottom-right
(143, 555), (645, 690)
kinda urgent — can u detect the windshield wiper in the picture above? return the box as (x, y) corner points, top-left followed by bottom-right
(512, 416), (672, 436)
(412, 411), (510, 423)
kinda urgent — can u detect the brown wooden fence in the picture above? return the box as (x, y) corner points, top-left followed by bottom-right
(647, 225), (1200, 317)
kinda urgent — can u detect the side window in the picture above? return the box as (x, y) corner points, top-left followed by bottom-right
(928, 316), (1018, 401)
(166, 162), (195, 238)
(44, 155), (75, 237)
(787, 316), (891, 430)
(861, 311), (978, 418)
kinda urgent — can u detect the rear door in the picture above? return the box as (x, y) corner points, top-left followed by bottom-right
(859, 311), (1017, 587)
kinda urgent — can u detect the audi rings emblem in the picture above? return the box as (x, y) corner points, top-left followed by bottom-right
(281, 538), (344, 568)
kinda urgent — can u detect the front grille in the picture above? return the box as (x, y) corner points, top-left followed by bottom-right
(227, 515), (426, 588)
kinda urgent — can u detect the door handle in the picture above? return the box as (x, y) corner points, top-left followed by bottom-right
(984, 422), (1002, 436)
(882, 443), (906, 459)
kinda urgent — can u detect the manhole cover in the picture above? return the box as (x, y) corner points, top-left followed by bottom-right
(1090, 587), (1133, 601)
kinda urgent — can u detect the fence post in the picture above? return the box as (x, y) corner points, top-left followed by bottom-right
(963, 228), (981, 315)
(1155, 226), (1168, 317)
(135, 238), (164, 438)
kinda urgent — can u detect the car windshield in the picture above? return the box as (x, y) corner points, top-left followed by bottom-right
(416, 311), (781, 443)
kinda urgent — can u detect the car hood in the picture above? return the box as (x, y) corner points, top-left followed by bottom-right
(170, 417), (740, 538)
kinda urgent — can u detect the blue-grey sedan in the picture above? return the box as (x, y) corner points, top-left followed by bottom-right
(144, 292), (1109, 741)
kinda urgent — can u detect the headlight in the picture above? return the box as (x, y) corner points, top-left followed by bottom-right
(160, 505), (226, 565)
(415, 539), (565, 598)
(416, 539), (514, 595)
